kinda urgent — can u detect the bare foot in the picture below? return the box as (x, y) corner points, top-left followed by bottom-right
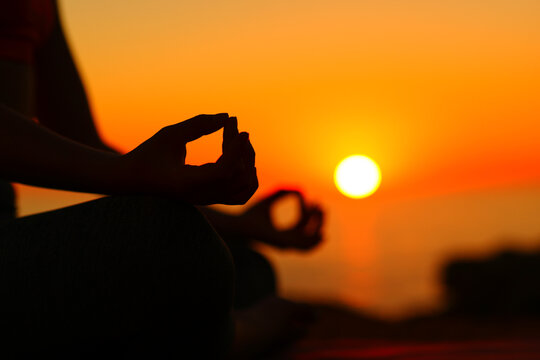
(230, 296), (315, 359)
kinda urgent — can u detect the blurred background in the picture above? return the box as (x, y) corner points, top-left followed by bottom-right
(16, 0), (540, 319)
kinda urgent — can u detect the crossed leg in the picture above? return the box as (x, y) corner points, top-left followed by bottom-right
(0, 195), (235, 359)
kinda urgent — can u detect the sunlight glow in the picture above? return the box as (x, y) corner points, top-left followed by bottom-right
(334, 155), (381, 198)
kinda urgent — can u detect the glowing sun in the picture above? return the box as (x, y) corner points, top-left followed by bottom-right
(334, 155), (381, 198)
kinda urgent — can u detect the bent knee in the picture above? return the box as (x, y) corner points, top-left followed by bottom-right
(87, 195), (235, 308)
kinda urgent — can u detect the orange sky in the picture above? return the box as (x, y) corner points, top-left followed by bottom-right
(15, 0), (540, 318)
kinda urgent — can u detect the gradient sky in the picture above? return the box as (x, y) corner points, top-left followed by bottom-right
(15, 0), (540, 318)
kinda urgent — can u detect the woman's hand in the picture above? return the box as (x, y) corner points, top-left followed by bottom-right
(239, 190), (324, 251)
(122, 113), (258, 205)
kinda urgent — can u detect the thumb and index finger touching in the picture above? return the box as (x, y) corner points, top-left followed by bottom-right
(223, 115), (239, 151)
(174, 113), (251, 159)
(173, 113), (255, 180)
(221, 116), (255, 170)
(168, 112), (253, 164)
(174, 114), (323, 238)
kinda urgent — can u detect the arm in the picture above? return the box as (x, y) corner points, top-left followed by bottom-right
(34, 1), (113, 151)
(0, 107), (258, 205)
(200, 190), (324, 250)
(0, 103), (124, 194)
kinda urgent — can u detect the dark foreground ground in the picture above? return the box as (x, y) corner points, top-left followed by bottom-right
(266, 304), (540, 360)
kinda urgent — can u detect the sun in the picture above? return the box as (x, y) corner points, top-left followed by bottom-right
(334, 155), (381, 199)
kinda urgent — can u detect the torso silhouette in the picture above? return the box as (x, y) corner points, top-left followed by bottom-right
(0, 0), (56, 221)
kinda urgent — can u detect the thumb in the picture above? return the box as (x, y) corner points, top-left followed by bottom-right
(223, 116), (239, 153)
(220, 132), (250, 169)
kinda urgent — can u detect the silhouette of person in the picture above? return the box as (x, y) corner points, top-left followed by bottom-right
(0, 1), (323, 359)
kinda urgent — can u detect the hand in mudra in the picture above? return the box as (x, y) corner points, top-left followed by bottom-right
(240, 190), (324, 251)
(123, 113), (258, 205)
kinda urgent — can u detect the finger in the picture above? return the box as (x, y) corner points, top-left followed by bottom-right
(295, 202), (314, 230)
(173, 113), (229, 143)
(222, 116), (239, 153)
(296, 192), (309, 222)
(225, 167), (259, 205)
(242, 135), (256, 168)
(293, 207), (324, 250)
(175, 163), (220, 205)
(306, 207), (324, 236)
(298, 233), (322, 251)
(219, 131), (250, 169)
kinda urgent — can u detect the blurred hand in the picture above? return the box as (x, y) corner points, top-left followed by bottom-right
(239, 190), (324, 251)
(122, 113), (258, 205)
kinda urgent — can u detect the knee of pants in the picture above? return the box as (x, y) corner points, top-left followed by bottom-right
(0, 195), (236, 357)
(68, 196), (236, 334)
(111, 196), (236, 356)
(115, 195), (236, 306)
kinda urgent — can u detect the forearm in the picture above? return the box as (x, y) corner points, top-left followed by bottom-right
(0, 104), (127, 194)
